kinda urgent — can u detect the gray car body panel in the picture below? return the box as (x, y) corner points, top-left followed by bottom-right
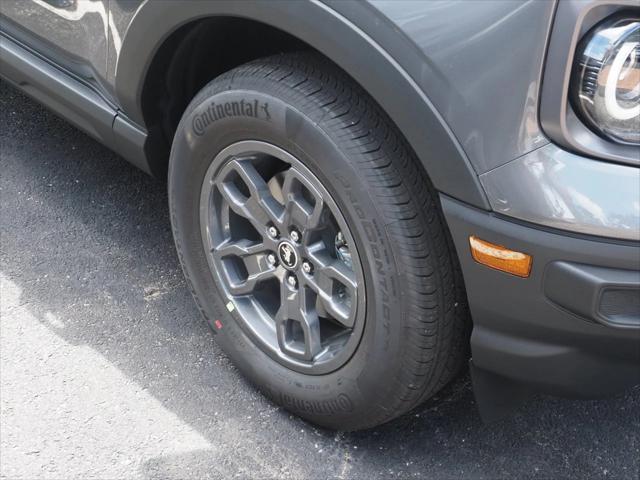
(111, 0), (493, 208)
(365, 0), (555, 174)
(480, 143), (640, 241)
(2, 0), (564, 210)
(2, 0), (637, 237)
(111, 0), (557, 175)
(110, 0), (556, 175)
(0, 0), (113, 100)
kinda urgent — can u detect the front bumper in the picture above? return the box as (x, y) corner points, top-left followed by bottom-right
(442, 195), (640, 397)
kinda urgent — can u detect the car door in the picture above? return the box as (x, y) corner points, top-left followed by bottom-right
(0, 0), (112, 98)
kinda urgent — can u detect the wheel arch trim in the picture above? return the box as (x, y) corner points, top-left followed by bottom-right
(115, 0), (490, 209)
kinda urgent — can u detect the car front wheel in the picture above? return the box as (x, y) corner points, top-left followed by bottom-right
(168, 52), (470, 430)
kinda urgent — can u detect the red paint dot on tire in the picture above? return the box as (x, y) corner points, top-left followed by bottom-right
(214, 320), (223, 330)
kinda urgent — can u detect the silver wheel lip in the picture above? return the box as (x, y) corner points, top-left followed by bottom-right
(199, 140), (366, 375)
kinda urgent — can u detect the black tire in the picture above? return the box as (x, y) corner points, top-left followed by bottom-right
(168, 52), (470, 430)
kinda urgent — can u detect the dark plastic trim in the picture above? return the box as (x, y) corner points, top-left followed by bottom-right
(112, 114), (152, 175)
(441, 194), (640, 398)
(114, 0), (490, 208)
(469, 360), (533, 422)
(544, 262), (640, 328)
(0, 32), (151, 174)
(0, 31), (114, 146)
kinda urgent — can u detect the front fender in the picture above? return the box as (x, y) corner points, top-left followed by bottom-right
(114, 0), (490, 209)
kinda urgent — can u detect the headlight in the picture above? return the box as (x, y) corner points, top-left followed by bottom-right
(571, 16), (639, 145)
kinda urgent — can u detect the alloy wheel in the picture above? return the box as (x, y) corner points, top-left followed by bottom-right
(199, 141), (365, 374)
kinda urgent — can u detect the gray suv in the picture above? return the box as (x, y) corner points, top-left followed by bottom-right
(1, 0), (638, 430)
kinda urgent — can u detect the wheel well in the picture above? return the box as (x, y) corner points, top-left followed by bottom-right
(140, 17), (309, 177)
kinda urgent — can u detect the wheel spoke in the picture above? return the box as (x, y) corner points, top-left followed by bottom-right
(275, 282), (322, 361)
(229, 266), (277, 296)
(214, 240), (276, 296)
(306, 255), (357, 328)
(213, 239), (266, 259)
(216, 159), (284, 235)
(319, 259), (358, 290)
(281, 168), (326, 231)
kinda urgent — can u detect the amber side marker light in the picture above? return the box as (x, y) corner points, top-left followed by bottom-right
(469, 236), (532, 278)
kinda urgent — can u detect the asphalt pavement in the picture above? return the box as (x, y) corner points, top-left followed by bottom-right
(1, 81), (639, 480)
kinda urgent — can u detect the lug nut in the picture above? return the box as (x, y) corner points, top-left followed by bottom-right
(290, 229), (301, 243)
(267, 253), (277, 266)
(268, 226), (279, 238)
(302, 261), (313, 274)
(287, 274), (298, 288)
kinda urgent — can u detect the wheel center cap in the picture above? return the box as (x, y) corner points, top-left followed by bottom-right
(278, 241), (299, 270)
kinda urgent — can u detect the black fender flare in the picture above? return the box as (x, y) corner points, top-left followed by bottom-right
(115, 0), (489, 209)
